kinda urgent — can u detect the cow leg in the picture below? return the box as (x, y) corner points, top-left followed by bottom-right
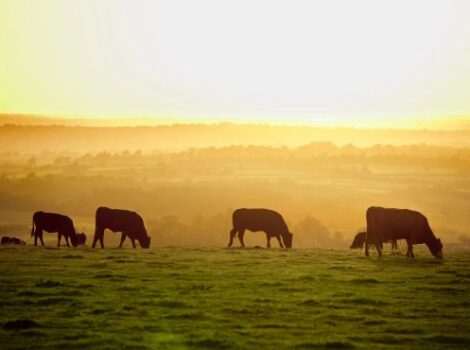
(392, 240), (398, 250)
(228, 228), (237, 247)
(364, 239), (369, 257)
(34, 229), (39, 246)
(64, 235), (70, 247)
(92, 228), (105, 249)
(276, 235), (284, 248)
(238, 229), (246, 248)
(374, 242), (383, 257)
(92, 229), (99, 248)
(406, 240), (415, 258)
(39, 231), (45, 246)
(131, 239), (136, 249)
(57, 233), (62, 247)
(267, 235), (271, 248)
(119, 232), (127, 248)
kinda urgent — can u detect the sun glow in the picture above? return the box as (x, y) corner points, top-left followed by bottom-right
(1, 0), (470, 126)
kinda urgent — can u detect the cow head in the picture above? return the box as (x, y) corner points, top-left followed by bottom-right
(283, 232), (293, 248)
(139, 235), (151, 249)
(429, 238), (443, 259)
(350, 241), (363, 249)
(72, 232), (87, 247)
(350, 232), (366, 249)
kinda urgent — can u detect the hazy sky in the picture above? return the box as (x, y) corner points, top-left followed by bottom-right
(1, 0), (469, 127)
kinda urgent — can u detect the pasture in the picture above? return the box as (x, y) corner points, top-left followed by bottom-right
(1, 246), (469, 349)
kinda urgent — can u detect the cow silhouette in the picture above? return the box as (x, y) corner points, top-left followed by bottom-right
(1, 236), (26, 245)
(92, 207), (151, 249)
(228, 208), (293, 248)
(350, 231), (398, 250)
(365, 206), (443, 259)
(31, 211), (86, 247)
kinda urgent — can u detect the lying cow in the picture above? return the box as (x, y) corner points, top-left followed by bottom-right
(31, 211), (86, 247)
(365, 206), (443, 259)
(228, 208), (293, 248)
(350, 231), (398, 250)
(1, 236), (26, 245)
(92, 207), (151, 249)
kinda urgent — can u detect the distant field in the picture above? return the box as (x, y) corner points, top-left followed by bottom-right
(0, 246), (469, 349)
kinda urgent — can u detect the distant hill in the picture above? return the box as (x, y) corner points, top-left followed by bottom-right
(0, 114), (165, 127)
(2, 114), (470, 153)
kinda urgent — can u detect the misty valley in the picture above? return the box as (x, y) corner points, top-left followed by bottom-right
(0, 133), (470, 249)
(1, 125), (470, 350)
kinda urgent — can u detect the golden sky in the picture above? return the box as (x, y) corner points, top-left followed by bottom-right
(1, 0), (469, 127)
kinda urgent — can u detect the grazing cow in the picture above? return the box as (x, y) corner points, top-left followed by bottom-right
(228, 208), (293, 248)
(365, 206), (443, 259)
(1, 236), (26, 245)
(31, 212), (86, 247)
(350, 231), (398, 250)
(92, 207), (151, 249)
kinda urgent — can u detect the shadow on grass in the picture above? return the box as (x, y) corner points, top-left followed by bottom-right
(35, 297), (76, 306)
(186, 337), (234, 349)
(2, 319), (39, 330)
(363, 319), (388, 326)
(163, 311), (209, 320)
(299, 299), (321, 307)
(349, 278), (380, 285)
(368, 335), (411, 345)
(426, 335), (470, 345)
(35, 280), (64, 288)
(417, 286), (466, 294)
(295, 340), (356, 349)
(157, 299), (189, 308)
(62, 255), (84, 259)
(339, 297), (389, 306)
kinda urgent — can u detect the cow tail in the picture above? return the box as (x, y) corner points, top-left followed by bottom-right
(31, 215), (35, 238)
(365, 207), (375, 251)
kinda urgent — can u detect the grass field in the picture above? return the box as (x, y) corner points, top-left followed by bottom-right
(1, 246), (469, 349)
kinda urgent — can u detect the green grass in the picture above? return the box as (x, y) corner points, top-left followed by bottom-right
(0, 246), (469, 349)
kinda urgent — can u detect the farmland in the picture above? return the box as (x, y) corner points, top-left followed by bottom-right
(1, 246), (469, 349)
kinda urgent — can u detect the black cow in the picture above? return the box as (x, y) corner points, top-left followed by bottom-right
(92, 207), (151, 249)
(228, 208), (293, 248)
(31, 212), (86, 247)
(350, 231), (398, 250)
(1, 236), (26, 245)
(366, 206), (443, 259)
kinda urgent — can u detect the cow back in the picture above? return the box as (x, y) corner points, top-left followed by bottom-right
(367, 207), (433, 244)
(96, 207), (146, 236)
(34, 212), (75, 233)
(233, 208), (289, 235)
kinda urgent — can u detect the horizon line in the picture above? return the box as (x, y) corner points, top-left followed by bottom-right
(1, 112), (470, 131)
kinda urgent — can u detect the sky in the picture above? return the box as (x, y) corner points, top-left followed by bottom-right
(0, 0), (470, 127)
